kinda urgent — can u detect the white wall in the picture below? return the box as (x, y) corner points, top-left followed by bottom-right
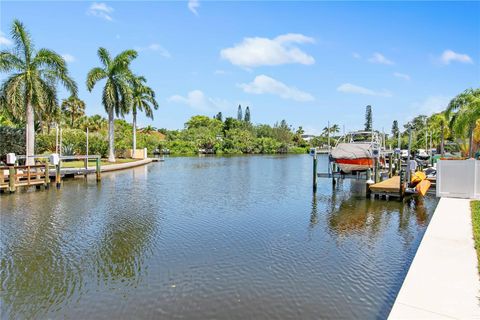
(437, 159), (479, 199)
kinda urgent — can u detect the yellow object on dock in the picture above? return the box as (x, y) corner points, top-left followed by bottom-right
(415, 179), (431, 196)
(369, 176), (400, 193)
(411, 171), (426, 184)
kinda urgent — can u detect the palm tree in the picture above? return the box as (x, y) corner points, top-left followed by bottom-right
(429, 112), (450, 156)
(446, 88), (480, 157)
(86, 48), (137, 162)
(86, 114), (108, 132)
(330, 124), (340, 135)
(0, 20), (77, 164)
(61, 95), (85, 127)
(129, 76), (158, 153)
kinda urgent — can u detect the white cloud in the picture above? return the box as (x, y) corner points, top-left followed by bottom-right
(135, 43), (171, 58)
(61, 54), (75, 63)
(368, 52), (394, 65)
(214, 69), (226, 75)
(337, 83), (392, 97)
(352, 52), (361, 59)
(393, 72), (410, 80)
(439, 50), (473, 65)
(188, 0), (199, 15)
(0, 31), (12, 46)
(220, 33), (315, 68)
(239, 75), (314, 102)
(168, 90), (229, 112)
(411, 95), (452, 115)
(87, 2), (114, 21)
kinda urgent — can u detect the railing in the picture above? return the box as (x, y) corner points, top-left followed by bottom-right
(0, 164), (50, 192)
(2, 154), (101, 193)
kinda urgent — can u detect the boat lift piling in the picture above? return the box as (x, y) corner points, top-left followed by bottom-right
(311, 148), (318, 193)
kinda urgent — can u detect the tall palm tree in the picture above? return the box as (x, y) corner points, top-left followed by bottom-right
(61, 95), (85, 127)
(129, 76), (158, 153)
(86, 48), (137, 162)
(0, 20), (77, 164)
(446, 88), (480, 157)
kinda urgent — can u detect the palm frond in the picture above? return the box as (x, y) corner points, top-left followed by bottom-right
(0, 51), (25, 72)
(86, 67), (107, 91)
(11, 19), (33, 63)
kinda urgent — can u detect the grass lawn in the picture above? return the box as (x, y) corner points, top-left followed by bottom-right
(61, 158), (138, 168)
(472, 201), (480, 273)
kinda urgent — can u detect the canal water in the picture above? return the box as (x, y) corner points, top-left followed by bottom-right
(0, 155), (437, 319)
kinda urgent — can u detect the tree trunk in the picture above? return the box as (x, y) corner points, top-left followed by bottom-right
(440, 122), (445, 157)
(26, 102), (35, 165)
(132, 110), (137, 158)
(108, 108), (115, 162)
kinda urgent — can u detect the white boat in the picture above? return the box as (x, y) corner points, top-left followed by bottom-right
(330, 131), (383, 173)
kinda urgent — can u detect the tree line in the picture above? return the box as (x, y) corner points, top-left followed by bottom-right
(1, 20), (478, 160)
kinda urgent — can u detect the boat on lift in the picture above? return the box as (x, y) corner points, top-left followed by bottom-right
(330, 131), (384, 173)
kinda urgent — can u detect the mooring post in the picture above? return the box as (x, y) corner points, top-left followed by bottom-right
(56, 160), (61, 189)
(312, 150), (317, 192)
(8, 166), (16, 193)
(388, 153), (393, 177)
(44, 163), (50, 187)
(96, 157), (101, 182)
(374, 158), (380, 183)
(399, 169), (405, 199)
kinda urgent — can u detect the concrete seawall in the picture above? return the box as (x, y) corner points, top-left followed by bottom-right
(101, 158), (152, 172)
(389, 197), (480, 319)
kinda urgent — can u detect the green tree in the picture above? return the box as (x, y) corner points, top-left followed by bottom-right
(85, 114), (107, 132)
(365, 105), (372, 131)
(391, 120), (399, 138)
(428, 112), (450, 156)
(244, 106), (251, 123)
(446, 88), (480, 157)
(215, 112), (223, 122)
(86, 47), (137, 162)
(0, 20), (77, 164)
(237, 104), (243, 121)
(61, 95), (85, 127)
(129, 75), (158, 153)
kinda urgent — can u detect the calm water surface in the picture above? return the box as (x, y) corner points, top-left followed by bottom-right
(1, 155), (437, 319)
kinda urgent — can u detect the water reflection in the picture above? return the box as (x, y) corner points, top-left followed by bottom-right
(1, 177), (159, 318)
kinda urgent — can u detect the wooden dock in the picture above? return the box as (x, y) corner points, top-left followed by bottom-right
(369, 176), (400, 193)
(368, 175), (404, 199)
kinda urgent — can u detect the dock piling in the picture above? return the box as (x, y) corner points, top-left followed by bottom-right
(96, 157), (101, 182)
(55, 161), (61, 189)
(44, 163), (50, 187)
(8, 166), (15, 193)
(388, 154), (393, 177)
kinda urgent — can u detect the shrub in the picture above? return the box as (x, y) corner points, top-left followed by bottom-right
(0, 126), (25, 158)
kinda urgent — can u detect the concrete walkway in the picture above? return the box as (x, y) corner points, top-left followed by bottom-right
(389, 198), (480, 319)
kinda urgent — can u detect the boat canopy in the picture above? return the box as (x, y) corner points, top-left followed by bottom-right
(331, 142), (373, 160)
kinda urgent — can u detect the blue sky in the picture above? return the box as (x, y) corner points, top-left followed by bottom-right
(1, 1), (479, 134)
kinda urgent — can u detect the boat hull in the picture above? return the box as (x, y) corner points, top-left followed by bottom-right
(334, 158), (373, 173)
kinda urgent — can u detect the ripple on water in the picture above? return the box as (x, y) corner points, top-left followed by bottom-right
(0, 155), (438, 319)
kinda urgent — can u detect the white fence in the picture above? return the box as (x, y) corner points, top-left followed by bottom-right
(436, 159), (480, 199)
